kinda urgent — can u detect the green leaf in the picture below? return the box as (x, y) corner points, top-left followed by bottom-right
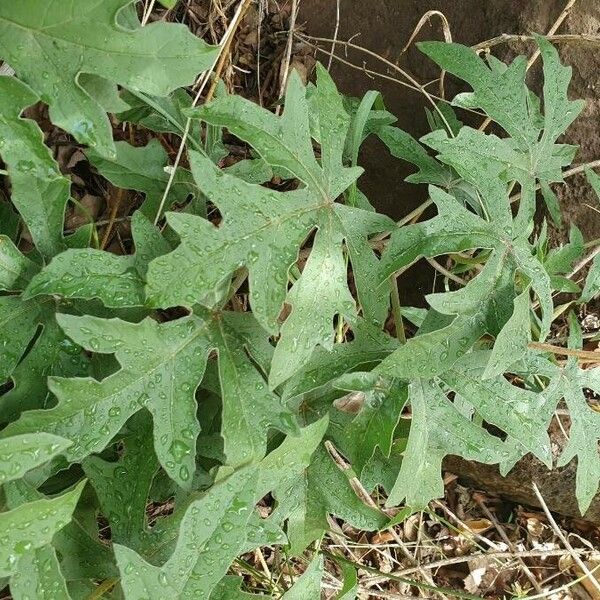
(209, 577), (257, 599)
(3, 313), (207, 489)
(0, 296), (42, 383)
(148, 66), (392, 386)
(282, 555), (323, 598)
(0, 313), (90, 424)
(335, 560), (359, 600)
(556, 315), (600, 514)
(483, 287), (531, 378)
(419, 37), (583, 229)
(442, 353), (555, 466)
(270, 220), (356, 387)
(378, 250), (515, 380)
(4, 308), (295, 486)
(341, 378), (407, 474)
(4, 481), (74, 600)
(377, 125), (451, 186)
(282, 319), (398, 401)
(0, 77), (69, 257)
(0, 0), (218, 156)
(0, 481), (84, 577)
(581, 253), (600, 304)
(0, 236), (39, 292)
(0, 434), (71, 485)
(87, 140), (196, 219)
(272, 445), (387, 554)
(82, 411), (158, 551)
(24, 211), (169, 308)
(114, 418), (326, 600)
(386, 379), (507, 507)
(115, 467), (259, 598)
(10, 546), (72, 600)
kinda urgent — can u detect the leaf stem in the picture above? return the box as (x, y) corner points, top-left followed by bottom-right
(390, 275), (406, 344)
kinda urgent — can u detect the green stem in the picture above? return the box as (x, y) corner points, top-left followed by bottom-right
(390, 275), (406, 344)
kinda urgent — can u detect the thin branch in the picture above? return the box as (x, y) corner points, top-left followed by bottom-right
(472, 32), (600, 52)
(327, 0), (340, 71)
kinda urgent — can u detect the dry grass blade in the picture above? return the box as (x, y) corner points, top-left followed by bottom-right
(153, 0), (252, 225)
(532, 483), (600, 594)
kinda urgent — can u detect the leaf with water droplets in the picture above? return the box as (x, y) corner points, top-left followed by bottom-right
(0, 77), (69, 257)
(149, 65), (391, 386)
(483, 287), (531, 379)
(87, 140), (196, 220)
(386, 378), (507, 507)
(282, 319), (399, 401)
(205, 309), (297, 467)
(2, 313), (209, 489)
(114, 467), (262, 598)
(24, 211), (169, 308)
(114, 419), (328, 599)
(0, 310), (90, 425)
(441, 352), (555, 466)
(271, 445), (387, 554)
(554, 315), (600, 514)
(0, 236), (39, 292)
(340, 377), (408, 475)
(420, 36), (583, 228)
(0, 1), (218, 156)
(0, 480), (84, 578)
(282, 554), (324, 598)
(83, 411), (158, 552)
(3, 481), (75, 600)
(0, 433), (71, 486)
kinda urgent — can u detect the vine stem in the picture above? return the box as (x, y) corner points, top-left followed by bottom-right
(153, 0), (252, 226)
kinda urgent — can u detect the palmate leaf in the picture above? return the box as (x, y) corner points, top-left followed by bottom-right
(24, 211), (169, 308)
(378, 186), (552, 381)
(0, 78), (70, 257)
(147, 65), (393, 387)
(420, 36), (584, 228)
(3, 308), (296, 488)
(115, 419), (327, 599)
(386, 378), (507, 507)
(0, 0), (218, 157)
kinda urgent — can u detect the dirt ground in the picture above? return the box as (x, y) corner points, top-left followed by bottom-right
(299, 0), (600, 239)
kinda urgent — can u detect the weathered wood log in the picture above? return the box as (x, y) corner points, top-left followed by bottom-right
(443, 454), (600, 523)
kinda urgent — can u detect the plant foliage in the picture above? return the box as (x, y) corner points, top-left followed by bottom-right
(0, 3), (598, 597)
